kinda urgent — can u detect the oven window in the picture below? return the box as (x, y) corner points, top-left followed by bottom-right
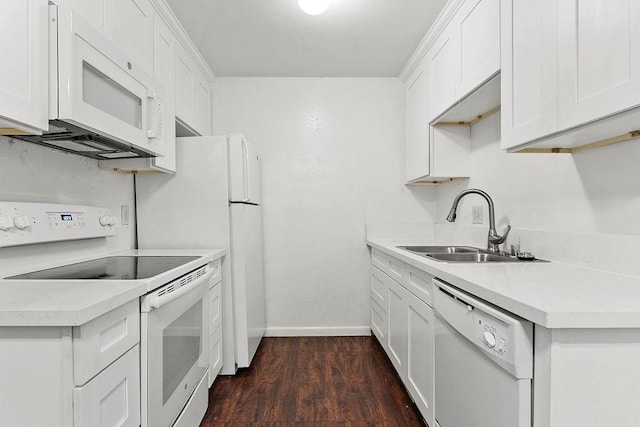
(162, 300), (202, 404)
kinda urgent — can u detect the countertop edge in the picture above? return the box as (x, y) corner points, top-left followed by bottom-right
(0, 249), (226, 327)
(367, 239), (640, 329)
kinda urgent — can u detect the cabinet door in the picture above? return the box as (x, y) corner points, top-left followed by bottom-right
(208, 325), (223, 387)
(387, 278), (407, 377)
(457, 0), (500, 97)
(194, 67), (213, 136)
(53, 0), (111, 35)
(0, 0), (48, 133)
(404, 56), (430, 182)
(175, 42), (195, 130)
(152, 14), (177, 172)
(427, 25), (459, 122)
(557, 0), (640, 129)
(73, 345), (141, 427)
(405, 291), (435, 426)
(111, 0), (154, 74)
(500, 0), (558, 150)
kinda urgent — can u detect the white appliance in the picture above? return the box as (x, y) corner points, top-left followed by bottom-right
(13, 5), (166, 160)
(0, 201), (214, 427)
(141, 263), (212, 427)
(433, 279), (533, 427)
(136, 134), (266, 373)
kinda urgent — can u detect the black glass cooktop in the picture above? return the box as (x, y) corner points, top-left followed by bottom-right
(7, 256), (199, 280)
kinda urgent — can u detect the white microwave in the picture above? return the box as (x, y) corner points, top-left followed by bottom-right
(15, 5), (166, 160)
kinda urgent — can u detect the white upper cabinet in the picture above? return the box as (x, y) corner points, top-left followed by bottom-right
(427, 0), (500, 123)
(500, 0), (558, 150)
(149, 14), (177, 172)
(0, 0), (48, 134)
(427, 25), (459, 122)
(557, 0), (640, 129)
(502, 0), (640, 152)
(405, 57), (430, 181)
(112, 0), (155, 74)
(175, 42), (213, 136)
(457, 0), (500, 97)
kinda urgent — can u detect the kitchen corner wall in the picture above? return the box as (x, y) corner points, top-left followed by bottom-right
(213, 77), (436, 335)
(436, 113), (640, 277)
(0, 136), (136, 252)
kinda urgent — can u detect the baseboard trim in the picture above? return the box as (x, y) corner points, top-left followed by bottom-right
(265, 326), (372, 337)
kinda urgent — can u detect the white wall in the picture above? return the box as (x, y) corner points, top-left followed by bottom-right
(436, 113), (640, 277)
(0, 137), (136, 252)
(213, 77), (436, 335)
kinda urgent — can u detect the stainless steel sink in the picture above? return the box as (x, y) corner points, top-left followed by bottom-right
(425, 252), (538, 263)
(397, 245), (481, 254)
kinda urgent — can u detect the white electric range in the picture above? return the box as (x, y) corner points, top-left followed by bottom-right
(0, 201), (223, 427)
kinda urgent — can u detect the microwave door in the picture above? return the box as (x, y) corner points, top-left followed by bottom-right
(55, 6), (164, 157)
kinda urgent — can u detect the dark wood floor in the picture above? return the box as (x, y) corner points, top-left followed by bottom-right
(201, 336), (426, 426)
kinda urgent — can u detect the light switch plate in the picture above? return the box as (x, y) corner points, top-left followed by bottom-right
(121, 205), (129, 225)
(472, 206), (483, 224)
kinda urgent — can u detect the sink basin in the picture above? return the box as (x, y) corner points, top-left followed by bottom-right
(397, 245), (481, 254)
(425, 252), (533, 263)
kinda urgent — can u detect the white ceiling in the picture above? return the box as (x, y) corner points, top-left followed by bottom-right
(166, 0), (448, 77)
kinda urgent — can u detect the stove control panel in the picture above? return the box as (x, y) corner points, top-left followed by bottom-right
(0, 202), (116, 248)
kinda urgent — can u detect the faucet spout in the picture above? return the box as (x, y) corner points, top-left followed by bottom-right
(446, 188), (510, 253)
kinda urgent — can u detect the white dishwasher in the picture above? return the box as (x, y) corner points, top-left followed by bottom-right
(433, 279), (533, 427)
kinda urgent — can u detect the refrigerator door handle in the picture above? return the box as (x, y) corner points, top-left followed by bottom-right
(240, 136), (250, 202)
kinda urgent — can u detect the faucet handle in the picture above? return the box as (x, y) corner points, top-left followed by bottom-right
(490, 225), (511, 245)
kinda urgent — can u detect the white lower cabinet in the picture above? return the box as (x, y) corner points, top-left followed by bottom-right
(0, 302), (141, 427)
(405, 290), (435, 426)
(370, 255), (435, 427)
(74, 345), (141, 427)
(208, 263), (223, 387)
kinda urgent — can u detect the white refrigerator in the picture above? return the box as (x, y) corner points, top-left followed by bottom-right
(135, 134), (266, 374)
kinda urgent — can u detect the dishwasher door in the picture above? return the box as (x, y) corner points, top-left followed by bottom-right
(433, 279), (533, 427)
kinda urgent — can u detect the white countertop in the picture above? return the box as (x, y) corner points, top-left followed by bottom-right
(368, 239), (640, 329)
(0, 248), (225, 327)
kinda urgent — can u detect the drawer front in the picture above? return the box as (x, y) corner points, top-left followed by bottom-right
(73, 345), (141, 427)
(209, 282), (222, 333)
(405, 264), (434, 307)
(371, 298), (387, 348)
(73, 299), (140, 386)
(371, 247), (388, 272)
(370, 266), (388, 310)
(208, 324), (223, 387)
(388, 256), (405, 283)
(371, 247), (405, 283)
(209, 258), (222, 288)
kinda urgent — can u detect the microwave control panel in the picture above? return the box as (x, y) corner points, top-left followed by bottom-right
(0, 202), (116, 248)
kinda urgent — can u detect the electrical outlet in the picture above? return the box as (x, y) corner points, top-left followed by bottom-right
(121, 205), (129, 226)
(472, 206), (483, 224)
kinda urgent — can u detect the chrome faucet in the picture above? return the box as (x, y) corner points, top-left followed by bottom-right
(446, 188), (511, 253)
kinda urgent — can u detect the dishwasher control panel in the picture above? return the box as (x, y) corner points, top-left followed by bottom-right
(475, 313), (509, 356)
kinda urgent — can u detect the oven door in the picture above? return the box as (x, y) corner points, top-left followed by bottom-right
(54, 5), (164, 157)
(141, 270), (211, 427)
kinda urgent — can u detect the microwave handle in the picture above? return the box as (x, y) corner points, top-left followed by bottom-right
(146, 91), (161, 140)
(147, 268), (213, 310)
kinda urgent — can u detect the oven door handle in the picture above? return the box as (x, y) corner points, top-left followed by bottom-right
(147, 269), (214, 310)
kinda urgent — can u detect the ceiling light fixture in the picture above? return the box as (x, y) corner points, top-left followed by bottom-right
(298, 0), (330, 16)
